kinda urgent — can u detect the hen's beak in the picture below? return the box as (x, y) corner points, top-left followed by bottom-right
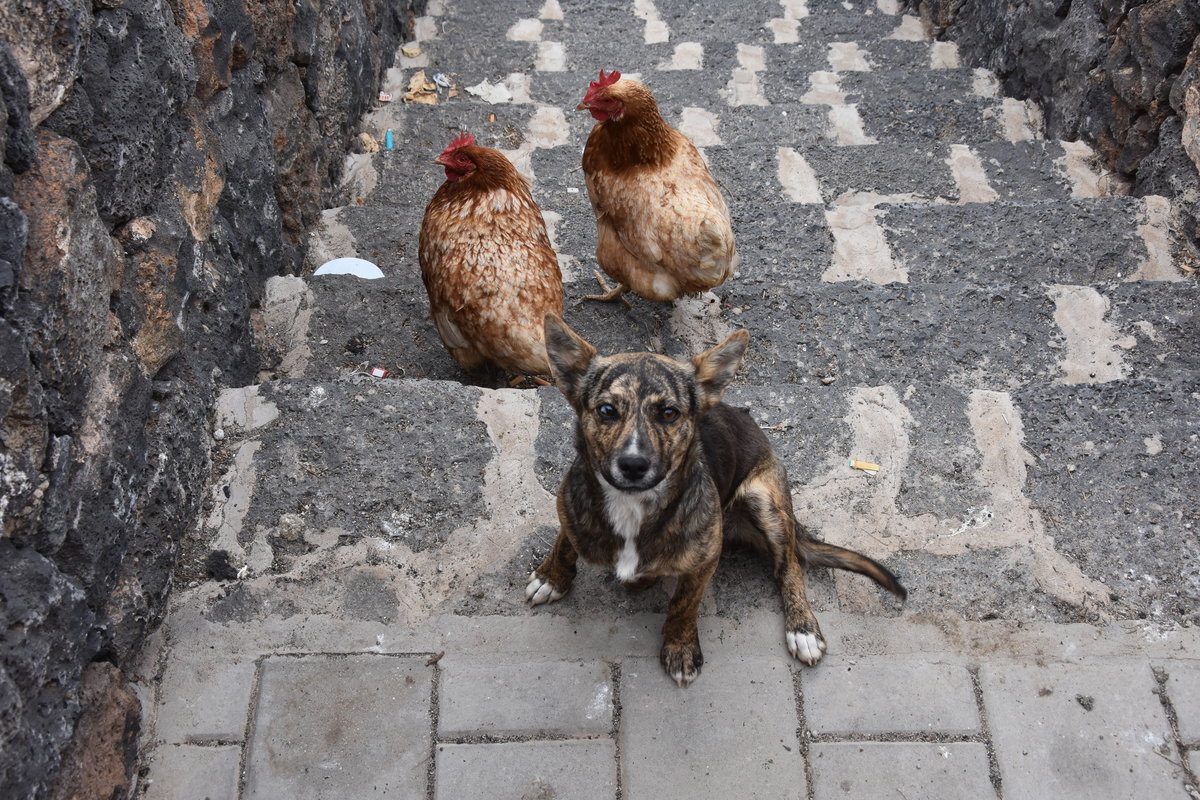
(576, 101), (589, 111)
(433, 156), (449, 166)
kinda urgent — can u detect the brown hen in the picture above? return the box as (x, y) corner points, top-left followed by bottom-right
(577, 70), (738, 303)
(418, 133), (564, 378)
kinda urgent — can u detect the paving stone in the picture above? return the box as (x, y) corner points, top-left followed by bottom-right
(879, 197), (1149, 284)
(809, 742), (994, 800)
(243, 655), (432, 799)
(155, 658), (256, 744)
(435, 740), (617, 800)
(438, 660), (613, 737)
(621, 655), (804, 799)
(802, 657), (980, 734)
(979, 662), (1182, 800)
(1162, 662), (1200, 744)
(143, 744), (241, 800)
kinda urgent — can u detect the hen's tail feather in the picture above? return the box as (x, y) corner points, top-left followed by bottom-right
(798, 540), (908, 600)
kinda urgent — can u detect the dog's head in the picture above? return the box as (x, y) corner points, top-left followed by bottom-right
(543, 314), (748, 493)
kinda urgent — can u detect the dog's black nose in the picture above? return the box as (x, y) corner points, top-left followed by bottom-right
(617, 455), (651, 480)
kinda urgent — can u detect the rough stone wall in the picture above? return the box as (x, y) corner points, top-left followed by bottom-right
(0, 0), (411, 797)
(908, 0), (1200, 258)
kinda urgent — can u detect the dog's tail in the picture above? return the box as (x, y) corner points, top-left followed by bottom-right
(798, 540), (907, 601)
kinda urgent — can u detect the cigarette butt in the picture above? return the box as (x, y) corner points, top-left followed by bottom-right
(488, 112), (496, 123)
(849, 459), (880, 472)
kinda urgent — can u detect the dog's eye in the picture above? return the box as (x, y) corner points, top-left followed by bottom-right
(597, 403), (618, 420)
(660, 407), (680, 422)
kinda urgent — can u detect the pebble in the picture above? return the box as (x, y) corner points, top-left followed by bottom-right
(213, 429), (225, 441)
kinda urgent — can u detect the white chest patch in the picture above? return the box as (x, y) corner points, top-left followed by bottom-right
(600, 478), (659, 582)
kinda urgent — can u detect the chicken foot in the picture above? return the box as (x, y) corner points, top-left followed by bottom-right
(583, 270), (634, 307)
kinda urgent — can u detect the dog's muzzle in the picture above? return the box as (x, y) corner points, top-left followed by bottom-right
(604, 454), (663, 492)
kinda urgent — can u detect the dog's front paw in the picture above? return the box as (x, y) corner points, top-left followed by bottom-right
(525, 571), (567, 606)
(660, 639), (703, 687)
(786, 628), (827, 666)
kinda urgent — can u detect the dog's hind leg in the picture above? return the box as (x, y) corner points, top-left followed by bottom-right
(527, 526), (579, 606)
(737, 464), (828, 666)
(660, 555), (719, 686)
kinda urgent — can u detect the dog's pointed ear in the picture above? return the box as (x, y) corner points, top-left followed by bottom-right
(692, 329), (749, 409)
(543, 313), (596, 405)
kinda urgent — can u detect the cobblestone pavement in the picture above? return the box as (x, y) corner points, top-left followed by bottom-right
(139, 0), (1199, 797)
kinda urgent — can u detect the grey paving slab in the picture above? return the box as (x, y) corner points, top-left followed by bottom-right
(803, 657), (980, 734)
(155, 658), (256, 744)
(1163, 662), (1200, 744)
(621, 655), (804, 800)
(809, 742), (994, 800)
(143, 744), (241, 800)
(435, 740), (617, 800)
(243, 654), (432, 799)
(979, 661), (1183, 800)
(438, 660), (612, 737)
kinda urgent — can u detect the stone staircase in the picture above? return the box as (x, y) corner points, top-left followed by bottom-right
(219, 0), (1198, 627)
(139, 1), (1199, 796)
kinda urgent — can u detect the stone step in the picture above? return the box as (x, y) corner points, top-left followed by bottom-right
(359, 135), (1110, 235)
(265, 261), (1195, 395)
(197, 371), (1197, 628)
(312, 191), (1167, 299)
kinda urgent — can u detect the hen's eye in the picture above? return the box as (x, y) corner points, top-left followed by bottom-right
(660, 407), (680, 422)
(597, 403), (618, 420)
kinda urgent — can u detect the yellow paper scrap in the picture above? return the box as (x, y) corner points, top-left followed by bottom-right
(849, 459), (880, 472)
(401, 44), (422, 58)
(403, 70), (439, 104)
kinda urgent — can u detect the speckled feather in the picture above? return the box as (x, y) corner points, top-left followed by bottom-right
(419, 145), (564, 376)
(582, 79), (738, 301)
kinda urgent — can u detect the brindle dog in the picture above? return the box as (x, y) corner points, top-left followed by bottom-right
(528, 314), (906, 686)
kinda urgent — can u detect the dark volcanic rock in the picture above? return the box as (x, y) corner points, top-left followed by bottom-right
(46, 663), (140, 800)
(0, 0), (414, 797)
(910, 0), (1200, 257)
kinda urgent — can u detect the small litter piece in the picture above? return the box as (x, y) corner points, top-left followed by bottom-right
(377, 91), (393, 103)
(849, 459), (880, 472)
(369, 367), (388, 378)
(426, 651), (445, 666)
(357, 132), (379, 153)
(385, 129), (394, 149)
(401, 44), (422, 58)
(403, 70), (439, 104)
(433, 72), (452, 88)
(314, 257), (385, 279)
(466, 78), (513, 104)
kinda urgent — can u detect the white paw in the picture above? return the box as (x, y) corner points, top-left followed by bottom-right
(670, 666), (698, 687)
(787, 630), (827, 666)
(525, 571), (564, 606)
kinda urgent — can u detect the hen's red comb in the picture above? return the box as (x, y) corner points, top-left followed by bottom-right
(443, 132), (476, 151)
(583, 69), (622, 104)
